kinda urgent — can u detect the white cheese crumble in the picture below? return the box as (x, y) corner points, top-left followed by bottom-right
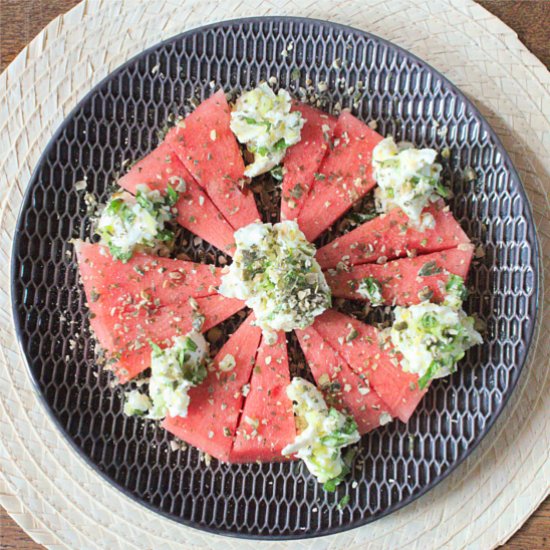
(282, 378), (360, 487)
(389, 276), (482, 389)
(230, 83), (304, 177)
(123, 390), (152, 416)
(218, 221), (331, 338)
(372, 137), (445, 226)
(219, 353), (236, 372)
(96, 184), (178, 262)
(123, 332), (209, 420)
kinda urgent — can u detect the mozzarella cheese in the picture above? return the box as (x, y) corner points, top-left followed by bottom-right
(230, 83), (304, 177)
(282, 378), (360, 485)
(123, 390), (152, 416)
(96, 184), (177, 262)
(372, 137), (443, 226)
(123, 332), (209, 420)
(147, 332), (209, 419)
(390, 296), (482, 388)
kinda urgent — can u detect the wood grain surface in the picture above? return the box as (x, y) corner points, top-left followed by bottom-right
(0, 1), (548, 548)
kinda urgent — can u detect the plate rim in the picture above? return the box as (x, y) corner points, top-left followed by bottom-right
(9, 15), (541, 541)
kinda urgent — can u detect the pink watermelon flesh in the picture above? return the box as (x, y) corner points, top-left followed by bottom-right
(75, 241), (222, 313)
(325, 244), (474, 306)
(118, 140), (186, 194)
(280, 103), (337, 221)
(316, 200), (470, 269)
(230, 331), (296, 463)
(162, 314), (262, 462)
(75, 242), (245, 381)
(313, 309), (426, 423)
(165, 90), (260, 230)
(297, 111), (384, 241)
(118, 140), (236, 255)
(75, 239), (227, 354)
(110, 295), (246, 383)
(296, 326), (393, 434)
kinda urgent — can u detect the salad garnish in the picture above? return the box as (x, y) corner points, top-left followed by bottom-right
(230, 83), (304, 177)
(124, 331), (209, 419)
(96, 184), (178, 262)
(282, 377), (360, 489)
(387, 276), (482, 389)
(218, 220), (331, 340)
(372, 136), (446, 227)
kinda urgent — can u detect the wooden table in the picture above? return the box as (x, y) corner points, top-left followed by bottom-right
(0, 1), (548, 548)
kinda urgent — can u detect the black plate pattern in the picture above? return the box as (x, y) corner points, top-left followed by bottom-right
(11, 17), (539, 539)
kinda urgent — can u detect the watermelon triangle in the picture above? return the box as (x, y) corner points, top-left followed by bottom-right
(296, 326), (393, 434)
(316, 200), (470, 269)
(297, 111), (383, 241)
(313, 310), (426, 423)
(280, 102), (337, 221)
(162, 313), (262, 462)
(165, 90), (260, 230)
(118, 140), (236, 255)
(325, 244), (474, 306)
(229, 331), (296, 463)
(75, 242), (245, 381)
(106, 295), (245, 383)
(75, 241), (223, 314)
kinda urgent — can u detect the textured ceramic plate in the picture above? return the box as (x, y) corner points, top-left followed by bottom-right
(11, 17), (539, 539)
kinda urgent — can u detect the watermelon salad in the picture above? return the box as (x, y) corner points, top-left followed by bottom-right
(75, 83), (483, 492)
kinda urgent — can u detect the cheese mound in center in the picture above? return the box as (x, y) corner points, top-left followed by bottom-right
(218, 221), (331, 339)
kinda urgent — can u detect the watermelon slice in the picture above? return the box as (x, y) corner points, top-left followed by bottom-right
(75, 242), (246, 381)
(316, 201), (470, 269)
(75, 241), (222, 315)
(297, 112), (384, 241)
(165, 90), (260, 230)
(280, 103), (337, 221)
(118, 140), (236, 255)
(230, 331), (296, 463)
(162, 314), (262, 462)
(313, 310), (426, 422)
(118, 141), (188, 195)
(325, 245), (474, 306)
(296, 326), (393, 434)
(97, 294), (245, 383)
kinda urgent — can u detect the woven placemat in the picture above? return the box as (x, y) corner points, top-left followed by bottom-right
(0, 1), (548, 548)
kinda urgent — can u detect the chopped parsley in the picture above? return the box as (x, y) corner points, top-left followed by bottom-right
(418, 260), (442, 277)
(357, 276), (384, 306)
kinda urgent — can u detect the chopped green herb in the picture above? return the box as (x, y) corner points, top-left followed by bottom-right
(323, 464), (350, 492)
(166, 184), (179, 205)
(273, 138), (287, 151)
(337, 494), (351, 509)
(289, 183), (304, 199)
(357, 276), (384, 306)
(445, 274), (468, 301)
(418, 261), (442, 277)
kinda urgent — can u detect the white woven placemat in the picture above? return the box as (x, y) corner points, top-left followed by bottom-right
(1, 1), (548, 548)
